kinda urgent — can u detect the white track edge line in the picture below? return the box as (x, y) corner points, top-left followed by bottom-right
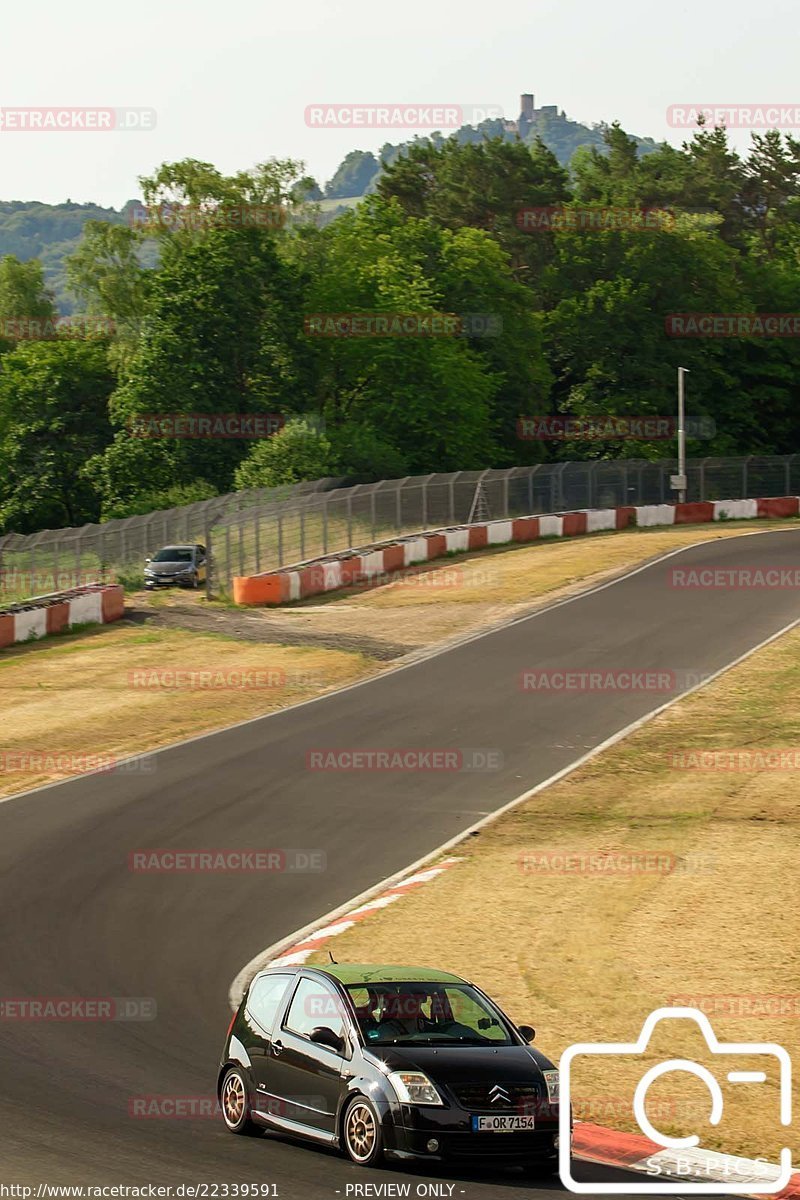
(228, 609), (800, 1007)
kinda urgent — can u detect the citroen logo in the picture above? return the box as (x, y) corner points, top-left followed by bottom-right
(489, 1084), (511, 1105)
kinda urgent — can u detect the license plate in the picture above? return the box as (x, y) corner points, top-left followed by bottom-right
(471, 1114), (536, 1132)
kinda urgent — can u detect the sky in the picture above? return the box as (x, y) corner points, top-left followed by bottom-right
(2, 0), (798, 208)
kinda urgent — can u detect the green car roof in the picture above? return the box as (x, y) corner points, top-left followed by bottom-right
(313, 963), (466, 986)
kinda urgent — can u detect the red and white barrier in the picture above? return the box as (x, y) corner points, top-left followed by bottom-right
(233, 496), (800, 606)
(0, 584), (125, 650)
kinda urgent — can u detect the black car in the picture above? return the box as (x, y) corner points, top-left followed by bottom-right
(144, 544), (207, 590)
(218, 963), (566, 1173)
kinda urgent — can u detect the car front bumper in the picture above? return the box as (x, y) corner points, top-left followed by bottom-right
(382, 1103), (560, 1164)
(145, 575), (194, 587)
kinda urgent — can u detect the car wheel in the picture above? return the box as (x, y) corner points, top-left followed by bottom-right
(342, 1095), (383, 1166)
(220, 1067), (261, 1136)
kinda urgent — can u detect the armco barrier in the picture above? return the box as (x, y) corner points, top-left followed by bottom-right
(232, 496), (800, 606)
(0, 584), (125, 650)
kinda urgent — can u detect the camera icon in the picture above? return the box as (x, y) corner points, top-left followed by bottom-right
(559, 1007), (793, 1193)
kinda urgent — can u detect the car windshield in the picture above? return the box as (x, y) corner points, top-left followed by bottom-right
(346, 982), (514, 1046)
(152, 547), (193, 563)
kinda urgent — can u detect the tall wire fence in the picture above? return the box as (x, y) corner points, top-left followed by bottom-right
(1, 454), (799, 603)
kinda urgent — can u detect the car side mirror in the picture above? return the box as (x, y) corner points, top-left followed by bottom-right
(309, 1026), (345, 1053)
(518, 1024), (536, 1043)
(145, 558), (151, 564)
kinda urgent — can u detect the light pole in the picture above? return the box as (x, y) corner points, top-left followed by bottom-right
(672, 367), (690, 503)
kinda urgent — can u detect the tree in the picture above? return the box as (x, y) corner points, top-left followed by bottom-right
(304, 196), (511, 472)
(0, 339), (114, 532)
(93, 224), (306, 510)
(0, 256), (56, 352)
(66, 221), (152, 365)
(234, 418), (334, 488)
(325, 151), (381, 199)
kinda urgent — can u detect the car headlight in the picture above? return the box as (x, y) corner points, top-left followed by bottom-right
(144, 568), (155, 576)
(387, 1071), (443, 1106)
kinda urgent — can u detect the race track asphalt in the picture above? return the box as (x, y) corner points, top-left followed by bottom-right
(1, 529), (797, 1195)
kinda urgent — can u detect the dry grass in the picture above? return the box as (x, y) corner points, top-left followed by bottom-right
(275, 520), (800, 651)
(0, 624), (372, 798)
(309, 625), (800, 1161)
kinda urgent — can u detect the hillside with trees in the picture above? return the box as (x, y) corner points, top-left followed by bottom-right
(0, 122), (798, 535)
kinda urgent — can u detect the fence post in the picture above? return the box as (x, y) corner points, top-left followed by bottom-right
(277, 509), (284, 567)
(300, 508), (306, 560)
(254, 511), (261, 575)
(743, 455), (752, 497)
(371, 490), (377, 542)
(699, 457), (710, 502)
(395, 482), (404, 535)
(448, 476), (455, 525)
(347, 493), (353, 546)
(225, 520), (232, 593)
(527, 467), (534, 513)
(322, 496), (328, 555)
(503, 471), (510, 518)
(204, 514), (212, 599)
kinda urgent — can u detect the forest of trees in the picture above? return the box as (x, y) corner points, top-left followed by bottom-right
(0, 121), (799, 535)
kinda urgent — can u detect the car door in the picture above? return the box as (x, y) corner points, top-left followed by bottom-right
(240, 973), (294, 1107)
(266, 974), (351, 1139)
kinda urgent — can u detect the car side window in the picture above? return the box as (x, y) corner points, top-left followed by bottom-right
(284, 976), (346, 1043)
(246, 973), (292, 1034)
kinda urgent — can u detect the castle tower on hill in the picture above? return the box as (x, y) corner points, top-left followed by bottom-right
(515, 93), (558, 138)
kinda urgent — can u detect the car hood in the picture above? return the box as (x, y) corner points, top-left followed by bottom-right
(365, 1042), (555, 1082)
(147, 561), (192, 574)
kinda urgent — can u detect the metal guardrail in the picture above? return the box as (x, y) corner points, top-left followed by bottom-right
(1, 455), (798, 600)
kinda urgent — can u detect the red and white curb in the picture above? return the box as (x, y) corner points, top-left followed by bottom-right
(573, 1122), (800, 1196)
(266, 856), (463, 967)
(232, 495), (800, 606)
(0, 583), (125, 650)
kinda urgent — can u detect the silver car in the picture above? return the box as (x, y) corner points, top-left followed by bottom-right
(144, 544), (207, 590)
